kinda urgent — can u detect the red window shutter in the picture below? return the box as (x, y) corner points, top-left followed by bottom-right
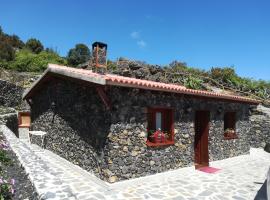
(224, 112), (236, 130)
(162, 110), (170, 132)
(231, 113), (236, 129)
(147, 108), (155, 131)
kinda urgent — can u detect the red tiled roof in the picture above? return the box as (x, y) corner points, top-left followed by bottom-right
(23, 64), (260, 104)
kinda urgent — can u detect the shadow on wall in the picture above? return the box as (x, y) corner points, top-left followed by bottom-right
(254, 179), (267, 200)
(6, 115), (18, 137)
(31, 80), (112, 151)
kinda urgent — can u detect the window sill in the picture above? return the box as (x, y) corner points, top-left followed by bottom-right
(19, 124), (30, 128)
(224, 136), (238, 140)
(146, 140), (174, 147)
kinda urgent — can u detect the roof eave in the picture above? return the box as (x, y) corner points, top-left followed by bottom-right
(106, 80), (260, 105)
(23, 64), (106, 100)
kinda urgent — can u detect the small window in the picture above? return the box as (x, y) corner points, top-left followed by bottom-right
(147, 108), (174, 146)
(224, 112), (237, 139)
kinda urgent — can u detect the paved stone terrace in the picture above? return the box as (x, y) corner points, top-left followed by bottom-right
(1, 125), (269, 200)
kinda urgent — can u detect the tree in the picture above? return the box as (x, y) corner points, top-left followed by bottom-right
(67, 43), (91, 67)
(25, 38), (44, 54)
(0, 41), (15, 61)
(0, 26), (24, 49)
(6, 35), (24, 49)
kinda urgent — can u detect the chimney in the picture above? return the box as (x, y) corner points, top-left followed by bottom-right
(92, 42), (107, 73)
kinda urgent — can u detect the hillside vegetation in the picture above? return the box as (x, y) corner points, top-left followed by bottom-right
(107, 59), (270, 105)
(0, 26), (270, 105)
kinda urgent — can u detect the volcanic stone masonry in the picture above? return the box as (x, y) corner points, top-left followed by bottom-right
(0, 107), (18, 136)
(0, 79), (23, 108)
(30, 78), (252, 182)
(249, 109), (270, 148)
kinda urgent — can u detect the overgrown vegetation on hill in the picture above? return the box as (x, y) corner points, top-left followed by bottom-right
(0, 26), (91, 72)
(108, 59), (270, 104)
(0, 26), (67, 72)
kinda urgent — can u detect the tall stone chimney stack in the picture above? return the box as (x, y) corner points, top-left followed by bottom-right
(92, 42), (107, 73)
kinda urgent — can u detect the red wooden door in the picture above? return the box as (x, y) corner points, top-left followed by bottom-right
(194, 111), (210, 169)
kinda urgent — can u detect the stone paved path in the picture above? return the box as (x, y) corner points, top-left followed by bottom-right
(1, 125), (269, 200)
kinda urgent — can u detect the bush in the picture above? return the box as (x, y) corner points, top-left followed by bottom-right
(107, 60), (117, 71)
(184, 76), (204, 90)
(25, 38), (44, 54)
(210, 67), (236, 82)
(67, 44), (91, 67)
(0, 180), (14, 200)
(10, 49), (67, 72)
(0, 42), (15, 62)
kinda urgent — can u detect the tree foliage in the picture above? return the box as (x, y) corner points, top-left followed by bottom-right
(25, 38), (44, 54)
(0, 26), (24, 62)
(10, 49), (67, 72)
(0, 42), (15, 61)
(0, 26), (68, 72)
(67, 44), (91, 67)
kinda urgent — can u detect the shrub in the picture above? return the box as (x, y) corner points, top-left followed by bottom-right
(67, 44), (91, 67)
(210, 67), (236, 82)
(0, 179), (14, 200)
(184, 76), (203, 90)
(0, 42), (15, 62)
(10, 49), (67, 72)
(107, 60), (117, 71)
(25, 38), (44, 54)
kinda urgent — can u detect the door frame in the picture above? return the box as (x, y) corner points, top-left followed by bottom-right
(194, 110), (210, 169)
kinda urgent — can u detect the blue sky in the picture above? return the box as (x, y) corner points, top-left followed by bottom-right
(1, 0), (270, 80)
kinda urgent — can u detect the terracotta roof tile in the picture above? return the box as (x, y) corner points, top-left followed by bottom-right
(32, 64), (260, 104)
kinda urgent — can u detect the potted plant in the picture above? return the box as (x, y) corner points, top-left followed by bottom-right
(148, 130), (155, 142)
(224, 128), (235, 138)
(149, 129), (166, 143)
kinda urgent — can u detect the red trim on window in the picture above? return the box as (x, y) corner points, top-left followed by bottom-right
(146, 107), (174, 147)
(224, 135), (238, 140)
(146, 140), (175, 147)
(18, 125), (31, 128)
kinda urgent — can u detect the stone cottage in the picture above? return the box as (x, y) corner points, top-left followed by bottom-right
(22, 42), (260, 182)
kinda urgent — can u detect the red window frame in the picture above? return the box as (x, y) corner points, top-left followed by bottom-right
(224, 112), (238, 140)
(146, 107), (174, 147)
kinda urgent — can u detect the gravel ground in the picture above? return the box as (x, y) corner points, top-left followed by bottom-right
(1, 133), (38, 200)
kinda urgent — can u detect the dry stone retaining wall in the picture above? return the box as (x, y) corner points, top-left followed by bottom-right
(0, 107), (18, 136)
(250, 106), (270, 148)
(0, 79), (23, 108)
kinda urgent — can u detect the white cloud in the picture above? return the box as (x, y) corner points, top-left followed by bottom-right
(130, 31), (147, 48)
(130, 31), (140, 39)
(137, 40), (146, 48)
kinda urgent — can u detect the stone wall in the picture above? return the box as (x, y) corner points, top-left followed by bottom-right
(30, 79), (251, 182)
(30, 80), (111, 178)
(0, 107), (18, 136)
(0, 79), (23, 108)
(101, 87), (250, 181)
(249, 106), (270, 148)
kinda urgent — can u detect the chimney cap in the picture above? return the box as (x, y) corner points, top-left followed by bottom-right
(92, 41), (107, 49)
